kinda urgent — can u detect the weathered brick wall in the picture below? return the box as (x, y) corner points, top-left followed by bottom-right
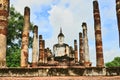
(0, 67), (119, 77)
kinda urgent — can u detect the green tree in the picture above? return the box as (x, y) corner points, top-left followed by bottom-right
(105, 57), (120, 67)
(6, 5), (34, 67)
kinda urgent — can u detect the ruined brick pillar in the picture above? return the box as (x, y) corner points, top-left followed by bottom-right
(79, 32), (84, 65)
(69, 46), (74, 58)
(21, 7), (30, 67)
(42, 40), (45, 63)
(74, 40), (78, 63)
(39, 35), (42, 63)
(44, 49), (47, 64)
(39, 35), (45, 64)
(116, 0), (120, 47)
(82, 22), (91, 67)
(32, 25), (38, 67)
(0, 0), (9, 67)
(93, 0), (104, 67)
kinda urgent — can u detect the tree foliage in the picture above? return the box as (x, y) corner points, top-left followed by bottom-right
(105, 57), (120, 67)
(6, 46), (20, 67)
(6, 5), (34, 67)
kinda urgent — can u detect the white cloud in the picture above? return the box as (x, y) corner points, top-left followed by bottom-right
(10, 0), (53, 14)
(48, 5), (76, 45)
(104, 48), (120, 63)
(48, 0), (94, 45)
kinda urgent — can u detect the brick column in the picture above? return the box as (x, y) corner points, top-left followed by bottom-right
(44, 49), (47, 64)
(82, 22), (91, 67)
(74, 40), (78, 63)
(21, 7), (30, 67)
(93, 0), (104, 67)
(42, 40), (45, 64)
(79, 32), (84, 65)
(69, 46), (74, 58)
(0, 0), (9, 67)
(116, 0), (120, 47)
(39, 35), (45, 64)
(32, 25), (38, 67)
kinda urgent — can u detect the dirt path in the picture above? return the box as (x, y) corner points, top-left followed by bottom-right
(0, 76), (120, 80)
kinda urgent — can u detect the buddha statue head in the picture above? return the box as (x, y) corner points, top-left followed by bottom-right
(58, 28), (64, 45)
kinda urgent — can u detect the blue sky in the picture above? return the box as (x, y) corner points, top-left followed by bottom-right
(10, 0), (120, 66)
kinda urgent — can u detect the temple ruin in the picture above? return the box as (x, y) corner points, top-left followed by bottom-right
(0, 0), (120, 77)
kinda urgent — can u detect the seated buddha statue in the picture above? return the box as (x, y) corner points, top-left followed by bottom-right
(53, 28), (70, 61)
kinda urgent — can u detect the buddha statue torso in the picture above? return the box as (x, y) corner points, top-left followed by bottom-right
(53, 43), (69, 57)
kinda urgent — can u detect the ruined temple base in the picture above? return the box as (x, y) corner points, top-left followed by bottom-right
(0, 66), (120, 77)
(0, 76), (120, 80)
